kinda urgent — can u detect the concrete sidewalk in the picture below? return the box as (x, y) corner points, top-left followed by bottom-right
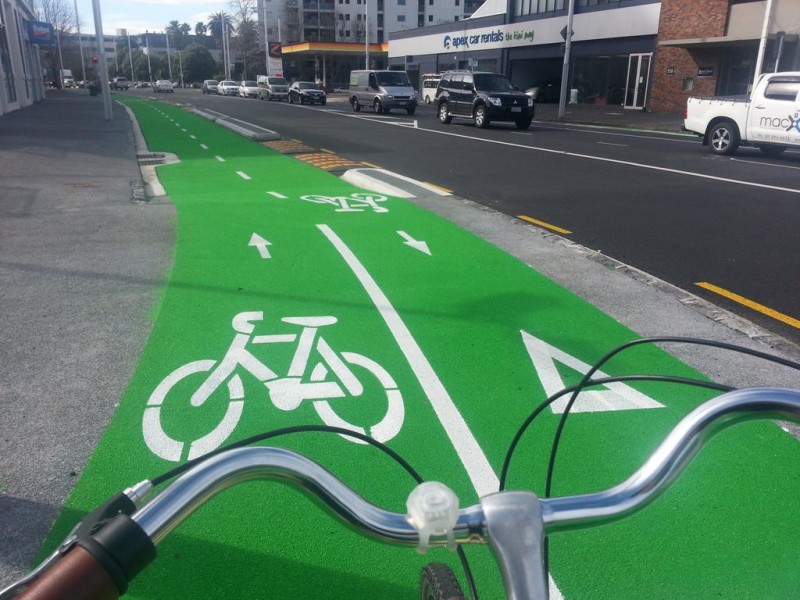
(533, 101), (684, 133)
(0, 90), (796, 592)
(0, 90), (175, 588)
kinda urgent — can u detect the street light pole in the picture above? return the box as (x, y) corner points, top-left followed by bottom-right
(263, 2), (270, 76)
(365, 0), (369, 69)
(166, 30), (173, 81)
(90, 0), (112, 120)
(73, 0), (86, 83)
(127, 33), (134, 80)
(558, 0), (575, 119)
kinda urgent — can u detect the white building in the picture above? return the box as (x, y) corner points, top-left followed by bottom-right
(0, 0), (44, 116)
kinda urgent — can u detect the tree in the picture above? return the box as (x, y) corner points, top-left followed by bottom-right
(195, 22), (208, 37)
(166, 20), (191, 50)
(229, 0), (259, 79)
(207, 11), (234, 75)
(37, 0), (79, 85)
(182, 44), (217, 83)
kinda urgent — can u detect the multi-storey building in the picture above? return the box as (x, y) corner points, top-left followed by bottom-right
(258, 0), (475, 86)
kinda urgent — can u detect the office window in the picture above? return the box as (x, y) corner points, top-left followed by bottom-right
(346, 30), (351, 37)
(454, 15), (459, 20)
(357, 13), (362, 19)
(429, 0), (433, 4)
(398, 14), (406, 20)
(338, 13), (343, 18)
(428, 14), (433, 20)
(346, 13), (350, 19)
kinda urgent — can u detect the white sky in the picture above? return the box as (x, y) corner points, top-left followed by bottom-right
(75, 0), (228, 36)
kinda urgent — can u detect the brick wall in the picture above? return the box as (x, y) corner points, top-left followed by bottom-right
(649, 0), (730, 112)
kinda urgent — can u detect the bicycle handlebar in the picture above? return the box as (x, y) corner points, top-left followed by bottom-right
(7, 387), (800, 600)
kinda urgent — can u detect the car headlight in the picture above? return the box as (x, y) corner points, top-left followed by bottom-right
(385, 95), (394, 100)
(488, 96), (502, 107)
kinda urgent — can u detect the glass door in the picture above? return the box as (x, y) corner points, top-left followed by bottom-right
(624, 53), (651, 110)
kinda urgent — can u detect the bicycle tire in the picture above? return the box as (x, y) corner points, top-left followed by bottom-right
(419, 563), (467, 600)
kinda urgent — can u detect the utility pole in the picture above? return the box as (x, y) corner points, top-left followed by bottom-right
(91, 0), (112, 120)
(73, 0), (86, 82)
(752, 0), (774, 93)
(558, 0), (575, 119)
(166, 30), (173, 81)
(365, 0), (369, 69)
(145, 31), (153, 82)
(127, 33), (134, 80)
(263, 2), (270, 75)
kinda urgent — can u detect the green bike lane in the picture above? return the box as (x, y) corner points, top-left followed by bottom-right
(39, 97), (800, 599)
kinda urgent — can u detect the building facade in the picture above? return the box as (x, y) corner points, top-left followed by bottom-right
(652, 0), (800, 111)
(388, 0), (800, 112)
(0, 0), (44, 116)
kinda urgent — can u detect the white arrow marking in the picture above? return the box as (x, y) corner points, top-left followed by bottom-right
(248, 233), (272, 259)
(268, 191), (288, 199)
(397, 231), (431, 255)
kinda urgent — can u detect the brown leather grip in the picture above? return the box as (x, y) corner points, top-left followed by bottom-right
(17, 547), (119, 600)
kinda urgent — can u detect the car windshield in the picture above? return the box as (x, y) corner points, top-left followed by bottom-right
(298, 83), (319, 89)
(222, 81), (237, 86)
(473, 73), (515, 92)
(376, 72), (410, 87)
(243, 81), (257, 87)
(268, 78), (287, 85)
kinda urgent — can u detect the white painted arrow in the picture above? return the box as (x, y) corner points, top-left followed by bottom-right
(397, 231), (431, 255)
(248, 233), (272, 259)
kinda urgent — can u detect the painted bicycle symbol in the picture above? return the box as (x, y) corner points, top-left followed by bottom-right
(300, 192), (389, 213)
(143, 311), (405, 462)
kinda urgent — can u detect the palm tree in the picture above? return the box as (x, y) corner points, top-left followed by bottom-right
(195, 22), (208, 37)
(207, 11), (233, 48)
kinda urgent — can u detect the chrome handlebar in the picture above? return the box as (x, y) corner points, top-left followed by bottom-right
(5, 388), (798, 600)
(126, 387), (800, 600)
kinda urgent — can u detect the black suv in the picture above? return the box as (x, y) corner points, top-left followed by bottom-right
(436, 71), (534, 130)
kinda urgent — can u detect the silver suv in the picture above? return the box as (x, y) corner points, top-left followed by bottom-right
(258, 77), (289, 101)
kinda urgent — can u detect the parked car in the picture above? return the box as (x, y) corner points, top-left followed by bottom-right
(525, 79), (561, 103)
(154, 79), (174, 93)
(257, 76), (289, 101)
(134, 81), (151, 88)
(202, 79), (219, 94)
(239, 80), (259, 98)
(288, 81), (327, 105)
(684, 71), (800, 156)
(111, 77), (130, 90)
(421, 73), (442, 104)
(217, 80), (239, 96)
(436, 71), (534, 130)
(349, 69), (417, 115)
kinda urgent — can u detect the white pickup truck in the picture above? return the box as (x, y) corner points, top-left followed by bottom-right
(683, 72), (800, 156)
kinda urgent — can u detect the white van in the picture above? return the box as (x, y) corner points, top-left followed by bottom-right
(349, 70), (418, 115)
(421, 74), (442, 104)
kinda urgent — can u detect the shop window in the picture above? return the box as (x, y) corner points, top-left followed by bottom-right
(682, 77), (694, 92)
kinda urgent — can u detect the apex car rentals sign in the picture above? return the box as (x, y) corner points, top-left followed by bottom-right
(389, 2), (661, 58)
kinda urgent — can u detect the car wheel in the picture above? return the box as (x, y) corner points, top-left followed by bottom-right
(289, 94), (294, 104)
(438, 101), (452, 124)
(515, 117), (533, 130)
(757, 144), (786, 157)
(320, 99), (327, 106)
(373, 99), (383, 113)
(300, 96), (305, 104)
(406, 106), (416, 116)
(351, 97), (361, 112)
(474, 104), (490, 128)
(708, 120), (740, 155)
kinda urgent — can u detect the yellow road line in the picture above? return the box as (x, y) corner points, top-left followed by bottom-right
(361, 162), (382, 169)
(426, 183), (453, 194)
(517, 215), (572, 235)
(696, 282), (800, 329)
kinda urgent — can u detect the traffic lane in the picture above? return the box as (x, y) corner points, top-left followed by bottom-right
(180, 93), (800, 342)
(474, 151), (800, 343)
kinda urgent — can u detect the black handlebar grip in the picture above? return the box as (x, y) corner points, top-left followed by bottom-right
(17, 546), (119, 600)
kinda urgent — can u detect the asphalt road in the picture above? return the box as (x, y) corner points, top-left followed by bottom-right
(153, 89), (800, 345)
